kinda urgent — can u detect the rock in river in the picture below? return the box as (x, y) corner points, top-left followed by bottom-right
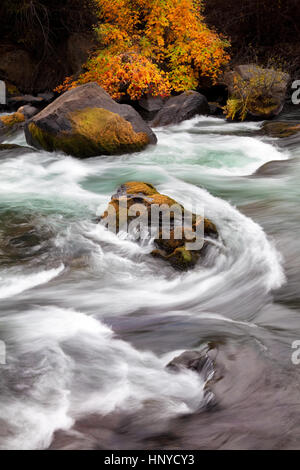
(224, 64), (290, 120)
(100, 182), (218, 271)
(151, 91), (209, 127)
(25, 83), (157, 158)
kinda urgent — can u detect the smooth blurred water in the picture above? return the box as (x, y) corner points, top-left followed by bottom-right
(1, 114), (300, 449)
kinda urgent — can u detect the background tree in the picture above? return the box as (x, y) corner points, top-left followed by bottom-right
(56, 0), (230, 100)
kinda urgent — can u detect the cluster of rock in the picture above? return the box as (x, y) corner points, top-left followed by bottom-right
(0, 63), (295, 271)
(0, 60), (293, 148)
(100, 181), (218, 271)
(0, 86), (55, 143)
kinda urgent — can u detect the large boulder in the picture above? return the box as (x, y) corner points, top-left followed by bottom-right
(25, 83), (157, 158)
(224, 64), (290, 120)
(151, 91), (209, 127)
(100, 182), (218, 271)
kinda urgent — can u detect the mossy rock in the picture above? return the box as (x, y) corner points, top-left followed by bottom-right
(101, 181), (218, 271)
(27, 107), (149, 158)
(224, 65), (290, 120)
(25, 82), (157, 158)
(0, 111), (25, 142)
(0, 112), (25, 128)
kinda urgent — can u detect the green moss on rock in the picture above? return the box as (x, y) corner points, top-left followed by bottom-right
(0, 112), (25, 127)
(27, 107), (150, 158)
(101, 181), (218, 271)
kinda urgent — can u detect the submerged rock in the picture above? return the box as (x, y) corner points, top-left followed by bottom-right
(0, 143), (31, 152)
(151, 91), (209, 127)
(167, 349), (216, 409)
(0, 212), (53, 266)
(25, 83), (157, 158)
(255, 159), (297, 177)
(167, 350), (215, 376)
(100, 182), (218, 271)
(259, 121), (300, 150)
(260, 121), (300, 138)
(224, 64), (290, 120)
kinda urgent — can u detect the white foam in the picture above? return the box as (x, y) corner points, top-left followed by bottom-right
(0, 307), (205, 449)
(0, 264), (64, 299)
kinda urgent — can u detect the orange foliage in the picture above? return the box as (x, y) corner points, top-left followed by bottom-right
(56, 0), (230, 100)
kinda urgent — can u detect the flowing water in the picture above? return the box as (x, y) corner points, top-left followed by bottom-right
(1, 112), (300, 450)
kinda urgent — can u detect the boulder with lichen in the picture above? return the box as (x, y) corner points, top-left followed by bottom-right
(224, 65), (290, 120)
(100, 182), (218, 271)
(25, 82), (157, 158)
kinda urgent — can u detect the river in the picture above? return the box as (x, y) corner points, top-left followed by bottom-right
(0, 112), (300, 450)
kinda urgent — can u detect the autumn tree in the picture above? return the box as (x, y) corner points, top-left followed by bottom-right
(56, 0), (230, 100)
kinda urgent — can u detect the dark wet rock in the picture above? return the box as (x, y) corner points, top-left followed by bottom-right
(138, 94), (166, 112)
(260, 121), (300, 138)
(167, 350), (215, 379)
(17, 105), (39, 119)
(8, 94), (45, 111)
(0, 144), (21, 151)
(0, 143), (32, 154)
(259, 121), (300, 150)
(0, 212), (54, 266)
(25, 83), (157, 158)
(100, 182), (218, 271)
(167, 349), (217, 410)
(254, 159), (297, 177)
(37, 92), (55, 104)
(224, 64), (290, 120)
(208, 102), (224, 116)
(151, 91), (209, 127)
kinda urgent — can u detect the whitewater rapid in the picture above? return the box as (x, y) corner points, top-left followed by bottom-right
(0, 115), (293, 449)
